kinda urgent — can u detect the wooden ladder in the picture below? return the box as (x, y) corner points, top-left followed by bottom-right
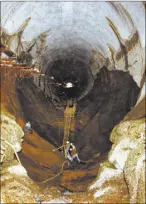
(63, 102), (76, 156)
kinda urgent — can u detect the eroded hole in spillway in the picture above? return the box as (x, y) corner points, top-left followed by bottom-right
(1, 1), (145, 202)
(16, 51), (140, 187)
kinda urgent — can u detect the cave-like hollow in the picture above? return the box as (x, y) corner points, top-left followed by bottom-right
(2, 1), (144, 190)
(16, 44), (140, 180)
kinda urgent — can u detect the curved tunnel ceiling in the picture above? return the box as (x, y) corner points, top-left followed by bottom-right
(1, 2), (145, 49)
(1, 2), (145, 89)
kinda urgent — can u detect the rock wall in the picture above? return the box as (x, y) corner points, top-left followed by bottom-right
(89, 117), (145, 203)
(1, 160), (39, 203)
(1, 113), (24, 163)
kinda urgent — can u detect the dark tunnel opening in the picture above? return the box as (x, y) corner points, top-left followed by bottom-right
(45, 58), (91, 101)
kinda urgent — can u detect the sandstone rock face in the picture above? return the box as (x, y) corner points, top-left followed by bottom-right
(89, 118), (145, 203)
(1, 160), (39, 203)
(89, 161), (129, 203)
(0, 113), (24, 163)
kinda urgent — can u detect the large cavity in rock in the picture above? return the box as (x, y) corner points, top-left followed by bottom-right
(2, 1), (144, 191)
(16, 62), (140, 161)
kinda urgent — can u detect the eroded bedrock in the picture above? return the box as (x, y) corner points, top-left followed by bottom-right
(1, 1), (145, 202)
(16, 65), (140, 162)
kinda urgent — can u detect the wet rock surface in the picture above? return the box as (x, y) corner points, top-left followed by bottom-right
(76, 68), (140, 160)
(16, 68), (140, 161)
(61, 154), (108, 192)
(19, 130), (65, 183)
(16, 78), (64, 148)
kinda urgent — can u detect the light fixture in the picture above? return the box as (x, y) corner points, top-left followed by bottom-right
(65, 82), (74, 88)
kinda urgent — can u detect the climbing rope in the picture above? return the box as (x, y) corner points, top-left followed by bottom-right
(1, 138), (67, 184)
(35, 153), (101, 184)
(2, 136), (100, 184)
(35, 160), (68, 184)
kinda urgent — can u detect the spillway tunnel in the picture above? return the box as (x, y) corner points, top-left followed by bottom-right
(1, 2), (145, 203)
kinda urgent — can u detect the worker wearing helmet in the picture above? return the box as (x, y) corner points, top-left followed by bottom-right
(65, 141), (72, 160)
(66, 141), (80, 166)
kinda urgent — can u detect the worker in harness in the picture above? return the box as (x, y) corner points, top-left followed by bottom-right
(65, 141), (80, 167)
(70, 143), (80, 162)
